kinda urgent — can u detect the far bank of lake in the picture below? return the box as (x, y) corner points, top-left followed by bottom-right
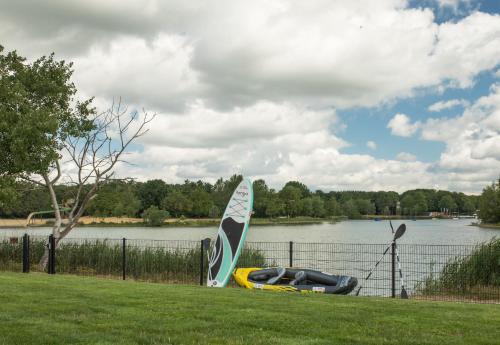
(0, 219), (497, 245)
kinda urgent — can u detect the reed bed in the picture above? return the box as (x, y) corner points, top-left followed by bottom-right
(0, 237), (267, 284)
(418, 238), (499, 300)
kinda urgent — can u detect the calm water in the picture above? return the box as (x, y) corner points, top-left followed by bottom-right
(0, 219), (497, 245)
(2, 219), (497, 297)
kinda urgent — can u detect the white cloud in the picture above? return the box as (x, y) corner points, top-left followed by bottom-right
(107, 100), (436, 192)
(73, 34), (203, 112)
(428, 99), (469, 112)
(366, 141), (377, 150)
(396, 152), (417, 162)
(1, 2), (500, 110)
(109, 94), (499, 193)
(419, 84), (500, 178)
(387, 114), (421, 137)
(1, 1), (499, 193)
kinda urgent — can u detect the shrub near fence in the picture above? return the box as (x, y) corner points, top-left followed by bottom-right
(0, 235), (499, 303)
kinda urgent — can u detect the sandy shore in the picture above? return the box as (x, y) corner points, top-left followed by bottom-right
(0, 216), (217, 227)
(0, 216), (327, 228)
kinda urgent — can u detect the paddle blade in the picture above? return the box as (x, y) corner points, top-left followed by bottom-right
(401, 288), (409, 299)
(393, 224), (406, 241)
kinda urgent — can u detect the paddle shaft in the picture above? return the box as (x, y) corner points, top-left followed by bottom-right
(394, 242), (408, 298)
(355, 242), (391, 296)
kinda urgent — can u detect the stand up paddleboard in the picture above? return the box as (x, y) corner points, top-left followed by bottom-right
(207, 178), (253, 287)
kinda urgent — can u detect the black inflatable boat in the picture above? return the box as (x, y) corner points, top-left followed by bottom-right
(233, 267), (358, 294)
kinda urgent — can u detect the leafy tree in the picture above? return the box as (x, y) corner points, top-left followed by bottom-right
(161, 191), (192, 217)
(252, 179), (270, 217)
(208, 205), (220, 218)
(0, 47), (152, 267)
(342, 199), (361, 219)
(325, 198), (342, 217)
(311, 196), (326, 217)
(282, 181), (310, 198)
(413, 192), (428, 215)
(0, 177), (17, 209)
(265, 196), (284, 218)
(355, 199), (375, 215)
(136, 179), (169, 211)
(142, 206), (169, 226)
(299, 197), (313, 216)
(400, 194), (415, 215)
(374, 191), (398, 215)
(279, 185), (302, 217)
(463, 198), (476, 214)
(0, 183), (51, 218)
(0, 46), (94, 176)
(87, 181), (141, 217)
(478, 179), (500, 224)
(190, 188), (213, 217)
(439, 195), (457, 213)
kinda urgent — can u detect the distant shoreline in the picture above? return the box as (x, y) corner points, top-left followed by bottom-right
(0, 215), (479, 229)
(470, 223), (500, 230)
(0, 216), (342, 229)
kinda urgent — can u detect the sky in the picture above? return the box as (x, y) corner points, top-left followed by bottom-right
(0, 0), (499, 193)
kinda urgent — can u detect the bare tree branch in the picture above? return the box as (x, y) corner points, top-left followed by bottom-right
(34, 103), (155, 267)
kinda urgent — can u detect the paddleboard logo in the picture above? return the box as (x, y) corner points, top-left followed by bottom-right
(235, 190), (248, 197)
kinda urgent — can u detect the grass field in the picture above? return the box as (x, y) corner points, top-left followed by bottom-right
(1, 274), (499, 344)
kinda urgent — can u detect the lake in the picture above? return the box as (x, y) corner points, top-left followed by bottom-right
(0, 219), (497, 245)
(1, 219), (498, 298)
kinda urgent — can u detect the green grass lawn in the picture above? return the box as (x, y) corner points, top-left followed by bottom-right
(0, 273), (499, 345)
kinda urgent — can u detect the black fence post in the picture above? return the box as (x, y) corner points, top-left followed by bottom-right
(200, 239), (204, 286)
(48, 234), (56, 274)
(391, 241), (396, 298)
(289, 241), (293, 267)
(122, 238), (126, 280)
(22, 233), (30, 273)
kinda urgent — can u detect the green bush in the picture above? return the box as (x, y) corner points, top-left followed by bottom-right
(142, 206), (169, 226)
(420, 238), (500, 298)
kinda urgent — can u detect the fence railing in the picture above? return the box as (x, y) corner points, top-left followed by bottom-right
(1, 234), (498, 303)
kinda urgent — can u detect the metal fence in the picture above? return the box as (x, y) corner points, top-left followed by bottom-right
(1, 234), (498, 303)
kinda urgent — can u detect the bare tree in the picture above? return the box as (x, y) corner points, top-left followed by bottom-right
(24, 101), (154, 267)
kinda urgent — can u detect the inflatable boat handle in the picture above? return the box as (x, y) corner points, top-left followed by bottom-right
(267, 267), (286, 285)
(290, 271), (307, 286)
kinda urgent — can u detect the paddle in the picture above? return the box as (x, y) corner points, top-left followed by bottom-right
(396, 247), (409, 299)
(390, 221), (408, 299)
(355, 222), (407, 296)
(392, 223), (406, 241)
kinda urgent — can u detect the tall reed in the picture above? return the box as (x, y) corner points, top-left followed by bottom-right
(419, 238), (499, 299)
(0, 237), (267, 284)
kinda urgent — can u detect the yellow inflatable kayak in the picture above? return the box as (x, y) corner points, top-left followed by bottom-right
(233, 267), (357, 294)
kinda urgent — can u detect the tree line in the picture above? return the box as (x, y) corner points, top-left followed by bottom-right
(0, 175), (483, 220)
